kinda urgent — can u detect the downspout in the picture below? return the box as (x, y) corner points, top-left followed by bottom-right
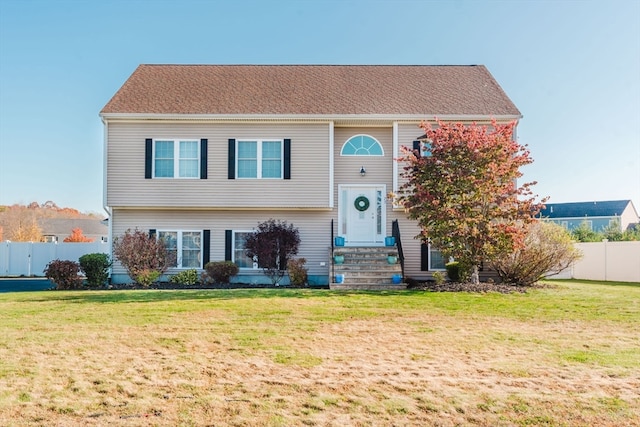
(101, 117), (113, 278)
(329, 121), (334, 208)
(392, 122), (398, 200)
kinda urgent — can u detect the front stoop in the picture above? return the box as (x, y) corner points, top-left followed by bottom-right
(329, 246), (405, 290)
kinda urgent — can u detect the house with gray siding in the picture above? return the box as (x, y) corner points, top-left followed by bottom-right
(540, 200), (639, 232)
(100, 64), (521, 285)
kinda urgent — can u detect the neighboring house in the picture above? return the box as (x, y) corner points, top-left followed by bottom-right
(100, 64), (521, 285)
(539, 200), (639, 232)
(40, 218), (109, 243)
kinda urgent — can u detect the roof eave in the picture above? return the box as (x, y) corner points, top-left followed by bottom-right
(99, 112), (523, 123)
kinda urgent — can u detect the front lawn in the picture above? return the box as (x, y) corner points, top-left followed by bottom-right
(0, 280), (638, 426)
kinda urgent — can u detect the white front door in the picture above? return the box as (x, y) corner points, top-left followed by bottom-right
(338, 185), (385, 245)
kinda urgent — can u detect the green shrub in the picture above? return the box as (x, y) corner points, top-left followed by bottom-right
(78, 253), (111, 287)
(287, 258), (308, 287)
(169, 269), (199, 285)
(44, 259), (83, 290)
(445, 261), (470, 282)
(134, 269), (161, 287)
(432, 271), (445, 285)
(205, 261), (239, 284)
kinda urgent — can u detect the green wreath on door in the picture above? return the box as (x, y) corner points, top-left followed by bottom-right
(354, 196), (370, 212)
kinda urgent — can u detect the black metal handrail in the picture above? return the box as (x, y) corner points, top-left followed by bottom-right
(391, 219), (405, 278)
(330, 219), (335, 282)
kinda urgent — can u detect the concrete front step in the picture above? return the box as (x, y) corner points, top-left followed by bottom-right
(332, 245), (403, 289)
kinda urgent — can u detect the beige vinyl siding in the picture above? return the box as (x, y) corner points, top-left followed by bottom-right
(333, 127), (398, 236)
(395, 122), (427, 197)
(111, 208), (336, 281)
(620, 204), (639, 231)
(106, 122), (331, 208)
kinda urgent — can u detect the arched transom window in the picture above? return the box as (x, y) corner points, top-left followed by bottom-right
(341, 134), (384, 156)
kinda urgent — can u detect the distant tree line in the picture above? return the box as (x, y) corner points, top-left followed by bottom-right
(0, 201), (100, 242)
(570, 220), (640, 242)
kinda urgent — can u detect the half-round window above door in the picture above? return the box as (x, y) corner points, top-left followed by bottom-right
(340, 134), (384, 156)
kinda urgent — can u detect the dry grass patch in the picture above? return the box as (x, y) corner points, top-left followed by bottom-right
(0, 282), (638, 426)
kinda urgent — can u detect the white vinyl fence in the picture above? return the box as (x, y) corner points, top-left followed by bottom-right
(549, 241), (640, 283)
(570, 241), (640, 283)
(0, 241), (109, 277)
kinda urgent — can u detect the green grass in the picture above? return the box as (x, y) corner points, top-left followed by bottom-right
(0, 280), (638, 425)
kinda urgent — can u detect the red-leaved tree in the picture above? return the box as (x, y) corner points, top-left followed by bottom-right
(396, 119), (546, 284)
(63, 227), (94, 242)
(244, 219), (300, 286)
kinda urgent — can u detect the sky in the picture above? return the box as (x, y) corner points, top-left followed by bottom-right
(0, 0), (639, 215)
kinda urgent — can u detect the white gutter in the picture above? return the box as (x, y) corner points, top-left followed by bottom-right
(392, 121), (399, 200)
(329, 121), (335, 209)
(99, 113), (523, 122)
(101, 117), (109, 213)
(101, 117), (113, 269)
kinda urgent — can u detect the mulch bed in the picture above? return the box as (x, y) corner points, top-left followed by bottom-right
(405, 278), (543, 294)
(102, 281), (541, 294)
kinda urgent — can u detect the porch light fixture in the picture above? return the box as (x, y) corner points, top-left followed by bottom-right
(360, 166), (366, 177)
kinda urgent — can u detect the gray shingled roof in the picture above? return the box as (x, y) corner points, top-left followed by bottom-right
(39, 218), (108, 236)
(101, 64), (521, 117)
(540, 200), (633, 218)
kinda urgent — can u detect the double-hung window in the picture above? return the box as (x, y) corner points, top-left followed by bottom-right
(232, 231), (258, 269)
(421, 243), (447, 271)
(429, 246), (447, 270)
(154, 139), (200, 178)
(237, 139), (283, 179)
(158, 230), (203, 269)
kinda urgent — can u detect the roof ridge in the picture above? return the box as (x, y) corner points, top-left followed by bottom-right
(137, 64), (484, 67)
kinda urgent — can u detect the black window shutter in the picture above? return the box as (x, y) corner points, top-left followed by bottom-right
(200, 139), (208, 179)
(203, 229), (210, 265)
(224, 230), (233, 261)
(413, 140), (422, 158)
(145, 139), (153, 178)
(420, 242), (429, 271)
(149, 229), (157, 238)
(228, 139), (236, 179)
(284, 138), (291, 180)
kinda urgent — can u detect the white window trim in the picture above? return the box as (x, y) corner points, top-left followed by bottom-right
(236, 139), (284, 179)
(429, 244), (447, 271)
(152, 138), (201, 179)
(232, 230), (259, 270)
(157, 230), (203, 269)
(340, 134), (384, 156)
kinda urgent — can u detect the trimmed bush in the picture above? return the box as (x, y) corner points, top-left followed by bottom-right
(205, 261), (239, 284)
(287, 258), (308, 287)
(134, 269), (160, 287)
(169, 269), (199, 285)
(432, 271), (445, 285)
(79, 253), (111, 287)
(445, 261), (460, 282)
(44, 259), (83, 290)
(444, 261), (471, 282)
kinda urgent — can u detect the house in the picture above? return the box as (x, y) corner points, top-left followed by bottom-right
(40, 218), (108, 243)
(539, 200), (639, 232)
(100, 64), (521, 285)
